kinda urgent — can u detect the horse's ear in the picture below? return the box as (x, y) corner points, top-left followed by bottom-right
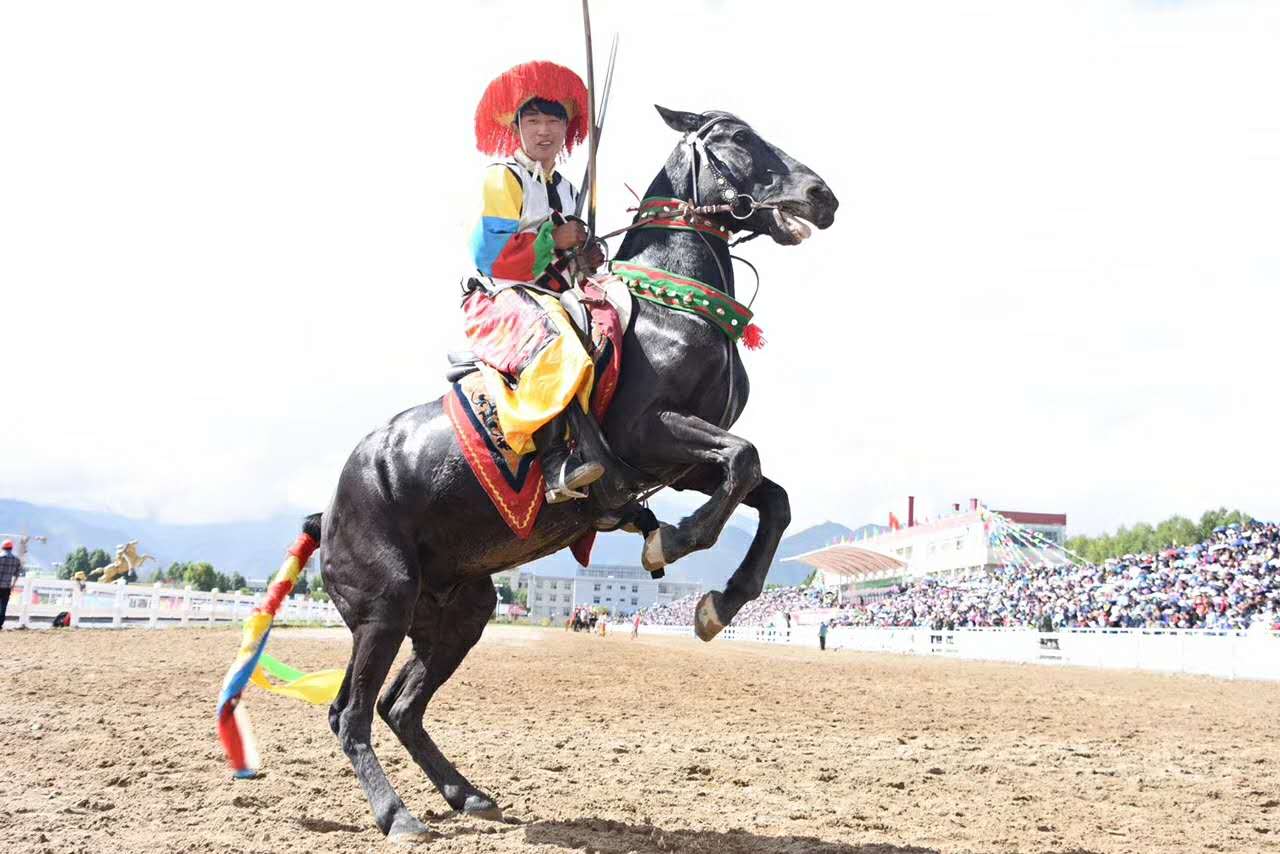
(655, 105), (703, 134)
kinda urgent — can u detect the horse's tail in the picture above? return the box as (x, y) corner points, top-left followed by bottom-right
(215, 513), (324, 778)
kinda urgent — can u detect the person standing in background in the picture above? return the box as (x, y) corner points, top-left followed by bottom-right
(0, 540), (25, 629)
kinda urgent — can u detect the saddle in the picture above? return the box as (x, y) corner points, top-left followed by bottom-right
(445, 278), (632, 384)
(442, 276), (633, 552)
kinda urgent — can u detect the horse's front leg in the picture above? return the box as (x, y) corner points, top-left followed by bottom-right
(668, 468), (791, 641)
(632, 410), (762, 575)
(701, 477), (790, 641)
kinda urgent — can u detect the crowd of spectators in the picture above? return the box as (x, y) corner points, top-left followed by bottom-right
(639, 594), (699, 626)
(639, 521), (1280, 631)
(733, 586), (820, 626)
(640, 585), (837, 627)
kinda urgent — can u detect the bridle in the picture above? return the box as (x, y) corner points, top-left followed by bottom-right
(593, 117), (773, 256)
(591, 115), (771, 303)
(682, 114), (776, 222)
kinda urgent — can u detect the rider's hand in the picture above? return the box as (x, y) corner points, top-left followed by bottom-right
(580, 241), (606, 272)
(553, 221), (588, 251)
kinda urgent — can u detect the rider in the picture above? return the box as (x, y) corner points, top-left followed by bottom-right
(467, 60), (609, 504)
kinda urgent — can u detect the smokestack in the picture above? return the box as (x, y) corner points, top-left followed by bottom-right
(907, 495), (915, 528)
(970, 498), (978, 511)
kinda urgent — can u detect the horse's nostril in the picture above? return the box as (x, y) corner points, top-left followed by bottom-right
(803, 184), (837, 225)
(807, 184), (835, 207)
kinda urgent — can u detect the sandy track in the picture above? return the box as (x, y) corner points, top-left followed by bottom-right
(1, 624), (1277, 854)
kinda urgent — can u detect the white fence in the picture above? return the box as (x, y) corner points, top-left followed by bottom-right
(638, 623), (1280, 681)
(2, 576), (343, 629)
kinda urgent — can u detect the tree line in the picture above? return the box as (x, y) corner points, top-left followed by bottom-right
(1064, 507), (1255, 564)
(58, 547), (124, 581)
(57, 547), (329, 599)
(153, 561), (249, 593)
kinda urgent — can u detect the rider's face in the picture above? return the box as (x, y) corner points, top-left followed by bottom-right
(517, 110), (567, 165)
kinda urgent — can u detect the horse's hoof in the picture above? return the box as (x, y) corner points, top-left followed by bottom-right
(388, 830), (434, 846)
(460, 794), (503, 821)
(642, 525), (674, 573)
(694, 592), (726, 642)
(387, 813), (435, 845)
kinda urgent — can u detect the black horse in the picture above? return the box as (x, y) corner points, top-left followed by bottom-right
(315, 105), (837, 840)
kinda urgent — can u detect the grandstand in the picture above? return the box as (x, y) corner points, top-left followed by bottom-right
(784, 500), (1069, 606)
(643, 516), (1280, 634)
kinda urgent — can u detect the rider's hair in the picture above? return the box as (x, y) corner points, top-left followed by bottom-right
(515, 97), (569, 124)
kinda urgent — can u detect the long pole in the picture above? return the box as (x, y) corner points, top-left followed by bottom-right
(581, 0), (598, 235)
(575, 33), (617, 220)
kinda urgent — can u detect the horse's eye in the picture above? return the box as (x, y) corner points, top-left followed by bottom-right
(732, 130), (750, 146)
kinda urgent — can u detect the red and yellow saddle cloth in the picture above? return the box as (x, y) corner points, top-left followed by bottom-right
(443, 280), (623, 540)
(444, 266), (760, 546)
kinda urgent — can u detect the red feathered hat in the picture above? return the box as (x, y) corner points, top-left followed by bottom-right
(474, 61), (589, 157)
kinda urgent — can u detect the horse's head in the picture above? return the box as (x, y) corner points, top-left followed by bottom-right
(655, 105), (838, 246)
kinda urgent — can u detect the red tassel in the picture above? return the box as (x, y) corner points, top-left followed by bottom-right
(570, 531), (596, 568)
(742, 323), (766, 350)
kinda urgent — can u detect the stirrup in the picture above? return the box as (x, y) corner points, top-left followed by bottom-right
(544, 459), (602, 504)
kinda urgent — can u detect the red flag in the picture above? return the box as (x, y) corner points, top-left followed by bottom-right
(889, 512), (901, 531)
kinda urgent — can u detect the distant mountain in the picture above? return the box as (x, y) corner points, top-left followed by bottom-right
(766, 521), (858, 585)
(0, 497), (857, 590)
(0, 499), (305, 582)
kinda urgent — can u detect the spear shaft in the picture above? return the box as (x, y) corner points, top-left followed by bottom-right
(575, 33), (617, 222)
(581, 0), (599, 235)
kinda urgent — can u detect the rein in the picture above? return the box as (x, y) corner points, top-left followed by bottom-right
(594, 115), (775, 255)
(592, 195), (767, 243)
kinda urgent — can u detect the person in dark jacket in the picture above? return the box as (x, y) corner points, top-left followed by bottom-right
(0, 540), (25, 629)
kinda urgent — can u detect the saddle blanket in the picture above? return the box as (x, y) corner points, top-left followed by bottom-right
(443, 280), (624, 547)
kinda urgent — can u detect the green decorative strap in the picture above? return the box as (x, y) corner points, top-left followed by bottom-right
(610, 261), (753, 341)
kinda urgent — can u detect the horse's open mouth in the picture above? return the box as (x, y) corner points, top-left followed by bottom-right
(769, 209), (814, 245)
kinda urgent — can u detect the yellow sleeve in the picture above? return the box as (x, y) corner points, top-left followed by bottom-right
(481, 165), (523, 222)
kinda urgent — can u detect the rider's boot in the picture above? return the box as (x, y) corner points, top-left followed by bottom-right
(536, 405), (606, 504)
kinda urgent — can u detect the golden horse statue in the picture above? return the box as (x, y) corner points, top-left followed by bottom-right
(90, 541), (155, 583)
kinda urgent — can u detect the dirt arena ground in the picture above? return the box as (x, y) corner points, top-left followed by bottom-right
(1, 624), (1278, 854)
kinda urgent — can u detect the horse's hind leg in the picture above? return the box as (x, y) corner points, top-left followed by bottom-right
(379, 577), (499, 817)
(327, 659), (353, 737)
(325, 520), (428, 841)
(335, 620), (433, 841)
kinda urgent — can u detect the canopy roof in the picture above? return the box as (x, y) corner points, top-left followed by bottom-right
(784, 544), (907, 578)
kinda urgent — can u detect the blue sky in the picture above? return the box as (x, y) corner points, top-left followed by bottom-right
(3, 1), (1278, 536)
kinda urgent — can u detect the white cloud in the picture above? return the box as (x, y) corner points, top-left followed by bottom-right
(4, 1), (1279, 537)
